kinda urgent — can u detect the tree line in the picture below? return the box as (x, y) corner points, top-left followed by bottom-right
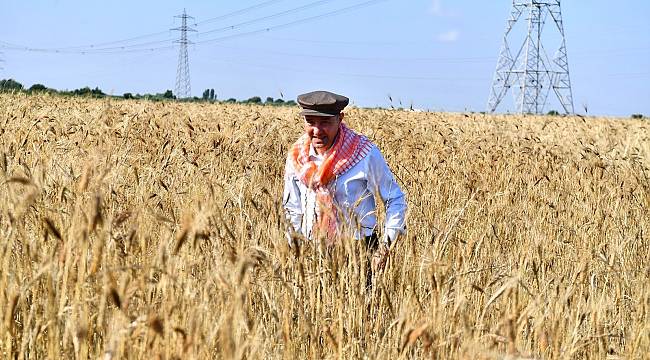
(0, 79), (297, 106)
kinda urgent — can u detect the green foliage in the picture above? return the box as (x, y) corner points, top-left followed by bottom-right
(631, 114), (644, 119)
(73, 87), (91, 96)
(68, 86), (105, 97)
(0, 79), (24, 91)
(29, 84), (48, 92)
(202, 88), (216, 101)
(162, 90), (174, 99)
(245, 96), (262, 104)
(0, 78), (298, 107)
(547, 110), (560, 116)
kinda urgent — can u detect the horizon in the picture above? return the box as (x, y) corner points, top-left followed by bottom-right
(1, 0), (648, 117)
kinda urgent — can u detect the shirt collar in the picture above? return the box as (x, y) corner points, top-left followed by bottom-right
(309, 144), (323, 160)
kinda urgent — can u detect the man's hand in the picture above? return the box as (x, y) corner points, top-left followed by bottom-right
(371, 243), (390, 273)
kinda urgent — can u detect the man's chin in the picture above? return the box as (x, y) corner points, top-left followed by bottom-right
(312, 139), (328, 148)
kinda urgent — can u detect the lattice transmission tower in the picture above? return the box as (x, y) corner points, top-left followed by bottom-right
(487, 0), (574, 114)
(172, 9), (196, 99)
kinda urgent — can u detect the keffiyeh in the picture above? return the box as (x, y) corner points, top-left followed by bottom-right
(289, 122), (373, 243)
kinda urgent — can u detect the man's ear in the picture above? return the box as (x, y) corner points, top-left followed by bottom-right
(338, 112), (345, 121)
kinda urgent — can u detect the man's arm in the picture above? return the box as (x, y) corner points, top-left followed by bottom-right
(283, 157), (303, 241)
(366, 147), (407, 245)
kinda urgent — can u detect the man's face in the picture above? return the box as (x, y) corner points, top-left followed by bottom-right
(304, 113), (343, 152)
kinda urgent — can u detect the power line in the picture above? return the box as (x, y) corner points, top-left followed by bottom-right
(41, 0), (293, 51)
(193, 56), (490, 82)
(44, 31), (173, 51)
(256, 36), (415, 46)
(196, 0), (288, 25)
(0, 0), (289, 53)
(0, 0), (342, 54)
(88, 0), (343, 51)
(193, 0), (389, 47)
(0, 0), (386, 55)
(196, 0), (339, 37)
(200, 43), (495, 63)
(61, 0), (291, 49)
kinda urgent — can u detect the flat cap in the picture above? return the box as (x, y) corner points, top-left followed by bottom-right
(297, 90), (349, 117)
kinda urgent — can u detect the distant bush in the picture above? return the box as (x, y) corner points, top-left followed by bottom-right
(1, 79), (302, 107)
(29, 84), (48, 92)
(547, 110), (560, 116)
(245, 96), (262, 104)
(0, 79), (24, 91)
(631, 114), (644, 119)
(71, 86), (105, 97)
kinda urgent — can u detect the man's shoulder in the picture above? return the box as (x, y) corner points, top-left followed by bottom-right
(365, 143), (385, 160)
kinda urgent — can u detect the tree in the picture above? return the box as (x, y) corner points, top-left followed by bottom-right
(245, 96), (262, 104)
(0, 79), (24, 91)
(202, 88), (216, 101)
(73, 87), (92, 96)
(163, 90), (174, 99)
(631, 114), (644, 119)
(123, 93), (134, 99)
(265, 97), (274, 104)
(29, 84), (48, 92)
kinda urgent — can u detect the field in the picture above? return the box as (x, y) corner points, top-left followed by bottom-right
(0, 93), (648, 359)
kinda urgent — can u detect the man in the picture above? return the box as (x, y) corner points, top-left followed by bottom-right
(283, 90), (407, 270)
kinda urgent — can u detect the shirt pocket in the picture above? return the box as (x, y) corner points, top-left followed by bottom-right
(339, 172), (369, 206)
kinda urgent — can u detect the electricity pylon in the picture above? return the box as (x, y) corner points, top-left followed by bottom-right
(487, 0), (574, 114)
(172, 9), (196, 99)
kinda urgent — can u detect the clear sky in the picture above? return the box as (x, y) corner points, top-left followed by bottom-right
(1, 0), (648, 116)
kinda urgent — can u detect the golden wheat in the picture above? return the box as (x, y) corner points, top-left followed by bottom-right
(0, 92), (648, 359)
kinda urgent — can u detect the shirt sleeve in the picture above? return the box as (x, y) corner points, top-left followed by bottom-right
(283, 156), (303, 240)
(366, 146), (407, 245)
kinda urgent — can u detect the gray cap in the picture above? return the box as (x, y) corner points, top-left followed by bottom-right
(297, 90), (349, 117)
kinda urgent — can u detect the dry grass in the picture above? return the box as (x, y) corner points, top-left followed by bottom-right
(0, 92), (648, 359)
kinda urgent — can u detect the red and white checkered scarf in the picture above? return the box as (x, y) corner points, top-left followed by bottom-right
(289, 122), (373, 243)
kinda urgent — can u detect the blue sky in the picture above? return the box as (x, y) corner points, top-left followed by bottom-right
(1, 0), (648, 116)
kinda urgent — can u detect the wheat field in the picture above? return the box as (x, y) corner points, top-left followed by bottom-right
(0, 93), (648, 359)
